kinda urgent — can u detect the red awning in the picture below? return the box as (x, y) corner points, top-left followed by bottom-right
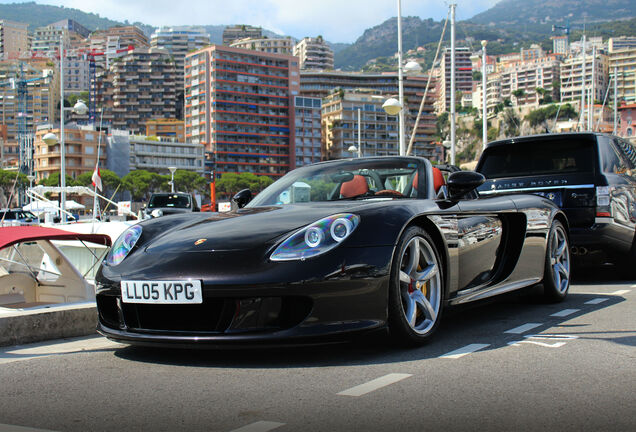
(0, 226), (112, 250)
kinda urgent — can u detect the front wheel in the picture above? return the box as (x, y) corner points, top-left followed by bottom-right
(543, 220), (570, 302)
(388, 226), (444, 346)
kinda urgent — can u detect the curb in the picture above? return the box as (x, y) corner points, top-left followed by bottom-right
(0, 303), (98, 347)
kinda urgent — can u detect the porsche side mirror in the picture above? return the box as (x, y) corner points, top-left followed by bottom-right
(232, 189), (252, 209)
(447, 171), (485, 200)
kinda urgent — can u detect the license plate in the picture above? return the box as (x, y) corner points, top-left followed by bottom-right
(121, 280), (202, 304)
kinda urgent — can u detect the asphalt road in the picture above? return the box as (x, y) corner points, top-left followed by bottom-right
(1, 271), (634, 432)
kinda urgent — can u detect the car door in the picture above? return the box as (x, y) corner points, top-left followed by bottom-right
(454, 195), (516, 292)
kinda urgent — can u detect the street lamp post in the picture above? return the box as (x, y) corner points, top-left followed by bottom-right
(168, 166), (177, 193)
(26, 174), (35, 203)
(357, 108), (362, 158)
(396, 0), (405, 156)
(42, 99), (87, 223)
(481, 40), (488, 151)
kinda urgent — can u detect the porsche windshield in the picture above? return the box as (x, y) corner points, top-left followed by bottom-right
(249, 159), (423, 206)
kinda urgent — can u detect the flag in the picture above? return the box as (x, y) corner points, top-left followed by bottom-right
(91, 165), (102, 192)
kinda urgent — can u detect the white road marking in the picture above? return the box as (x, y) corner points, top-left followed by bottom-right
(550, 308), (580, 317)
(0, 336), (123, 365)
(0, 424), (57, 432)
(504, 323), (542, 334)
(337, 373), (412, 397)
(631, 284), (636, 288)
(508, 334), (579, 348)
(585, 298), (609, 305)
(610, 289), (631, 295)
(439, 343), (490, 359)
(229, 421), (285, 432)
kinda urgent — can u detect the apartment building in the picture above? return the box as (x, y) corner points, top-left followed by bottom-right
(520, 44), (545, 61)
(293, 37), (334, 70)
(222, 25), (262, 45)
(150, 26), (210, 78)
(230, 37), (294, 55)
(184, 44), (299, 178)
(293, 96), (322, 167)
(33, 126), (107, 181)
(0, 20), (28, 60)
(437, 47), (472, 113)
(472, 73), (502, 118)
(32, 26), (70, 55)
(96, 48), (177, 134)
(322, 89), (403, 160)
(552, 35), (570, 55)
(609, 38), (636, 104)
(560, 51), (609, 104)
(145, 118), (185, 142)
(89, 26), (149, 69)
(0, 59), (58, 144)
(58, 55), (90, 93)
(300, 70), (438, 159)
(500, 55), (561, 106)
(618, 103), (636, 142)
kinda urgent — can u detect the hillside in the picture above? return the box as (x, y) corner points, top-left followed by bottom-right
(470, 0), (636, 26)
(0, 1), (154, 34)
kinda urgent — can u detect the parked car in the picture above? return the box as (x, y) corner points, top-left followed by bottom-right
(95, 156), (569, 348)
(476, 132), (636, 269)
(143, 192), (199, 218)
(0, 209), (39, 226)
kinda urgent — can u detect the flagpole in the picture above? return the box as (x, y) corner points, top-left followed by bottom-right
(91, 109), (104, 232)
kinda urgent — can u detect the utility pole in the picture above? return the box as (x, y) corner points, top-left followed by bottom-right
(614, 66), (618, 135)
(450, 3), (456, 165)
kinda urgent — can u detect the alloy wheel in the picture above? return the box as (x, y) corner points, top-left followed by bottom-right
(399, 236), (442, 335)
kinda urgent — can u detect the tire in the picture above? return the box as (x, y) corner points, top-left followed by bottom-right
(543, 220), (571, 302)
(388, 226), (444, 346)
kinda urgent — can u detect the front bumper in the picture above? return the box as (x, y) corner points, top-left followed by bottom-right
(95, 245), (394, 346)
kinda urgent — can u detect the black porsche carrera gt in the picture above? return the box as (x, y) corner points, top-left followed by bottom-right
(95, 156), (571, 347)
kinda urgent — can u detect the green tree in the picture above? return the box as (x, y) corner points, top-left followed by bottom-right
(38, 172), (79, 187)
(472, 70), (482, 81)
(512, 89), (525, 98)
(173, 170), (208, 195)
(74, 169), (121, 192)
(121, 170), (160, 201)
(215, 172), (273, 199)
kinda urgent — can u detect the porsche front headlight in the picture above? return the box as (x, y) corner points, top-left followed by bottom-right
(270, 213), (360, 261)
(105, 224), (143, 266)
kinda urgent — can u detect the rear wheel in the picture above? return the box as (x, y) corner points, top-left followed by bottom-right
(388, 226), (444, 346)
(543, 220), (570, 302)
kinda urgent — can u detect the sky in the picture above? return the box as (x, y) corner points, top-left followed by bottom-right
(2, 0), (500, 43)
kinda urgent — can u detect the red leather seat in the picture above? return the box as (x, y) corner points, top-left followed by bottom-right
(340, 175), (369, 198)
(432, 167), (445, 193)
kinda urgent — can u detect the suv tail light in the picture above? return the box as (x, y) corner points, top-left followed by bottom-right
(596, 186), (611, 217)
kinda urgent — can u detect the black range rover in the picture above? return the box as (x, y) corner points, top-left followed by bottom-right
(476, 133), (636, 268)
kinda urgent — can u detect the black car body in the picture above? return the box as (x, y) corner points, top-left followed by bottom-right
(96, 156), (569, 347)
(144, 192), (199, 217)
(476, 133), (636, 264)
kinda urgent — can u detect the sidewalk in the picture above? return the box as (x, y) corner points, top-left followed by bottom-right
(0, 302), (98, 347)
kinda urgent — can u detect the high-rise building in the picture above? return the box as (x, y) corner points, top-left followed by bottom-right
(294, 37), (334, 70)
(552, 35), (569, 55)
(151, 26), (210, 119)
(150, 26), (210, 76)
(222, 25), (262, 45)
(0, 20), (28, 60)
(299, 70), (438, 159)
(609, 37), (636, 52)
(50, 19), (90, 39)
(89, 26), (149, 69)
(437, 47), (472, 113)
(560, 51), (609, 104)
(96, 48), (177, 133)
(184, 45), (299, 178)
(520, 44), (545, 61)
(32, 26), (70, 55)
(472, 73), (502, 118)
(230, 37), (294, 55)
(293, 96), (322, 166)
(322, 89), (403, 160)
(609, 40), (636, 105)
(0, 59), (58, 144)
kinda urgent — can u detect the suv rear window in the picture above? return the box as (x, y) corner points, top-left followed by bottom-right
(148, 194), (191, 208)
(479, 137), (596, 179)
